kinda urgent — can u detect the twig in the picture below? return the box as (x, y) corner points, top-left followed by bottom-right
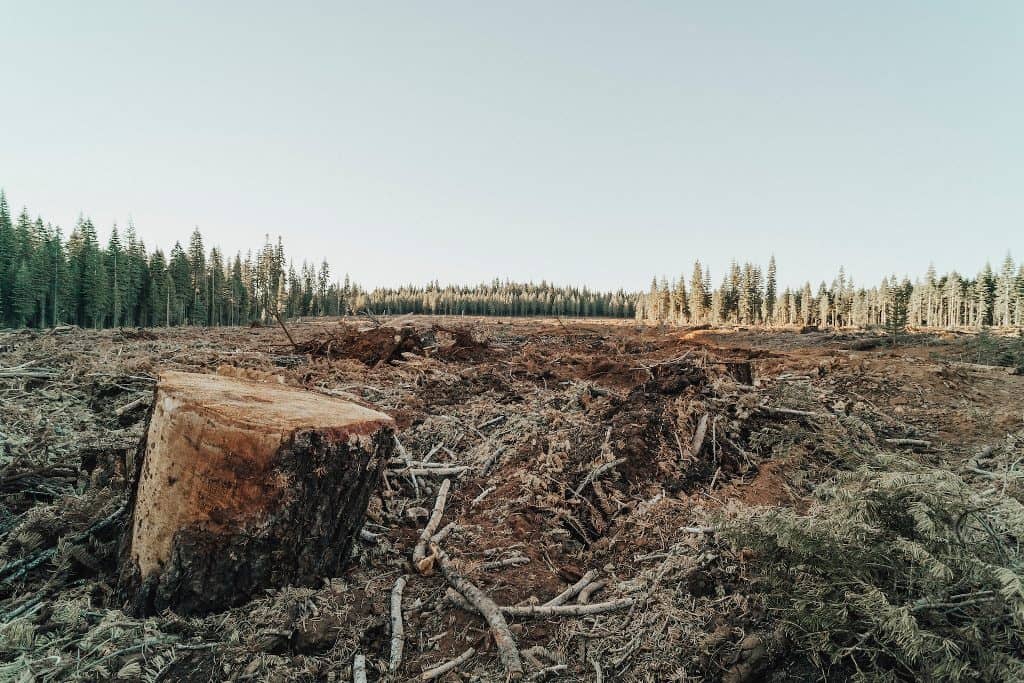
(527, 664), (568, 681)
(884, 438), (932, 448)
(759, 405), (833, 419)
(413, 479), (451, 571)
(573, 458), (627, 496)
(272, 310), (299, 352)
(578, 579), (607, 605)
(1, 502), (127, 583)
(114, 394), (149, 417)
(522, 646), (561, 669)
(430, 522), (458, 545)
(434, 546), (524, 679)
(478, 415), (507, 430)
(543, 570), (598, 607)
(472, 485), (497, 506)
(353, 653), (367, 683)
(421, 647), (475, 681)
(481, 445), (507, 476)
(394, 435), (420, 498)
(359, 308), (383, 327)
(501, 598), (634, 619)
(483, 555), (530, 571)
(448, 590), (633, 619)
(0, 361), (57, 380)
(406, 466), (468, 477)
(389, 575), (407, 672)
(687, 413), (708, 460)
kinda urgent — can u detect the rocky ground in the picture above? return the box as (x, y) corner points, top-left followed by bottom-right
(1, 317), (1021, 681)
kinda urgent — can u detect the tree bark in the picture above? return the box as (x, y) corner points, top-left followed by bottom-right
(117, 370), (393, 616)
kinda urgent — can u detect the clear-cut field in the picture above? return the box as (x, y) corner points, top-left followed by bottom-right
(1, 317), (1021, 681)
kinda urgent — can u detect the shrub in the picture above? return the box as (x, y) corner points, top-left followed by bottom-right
(724, 434), (1024, 681)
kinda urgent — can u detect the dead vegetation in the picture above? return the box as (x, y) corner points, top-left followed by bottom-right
(1, 317), (1022, 681)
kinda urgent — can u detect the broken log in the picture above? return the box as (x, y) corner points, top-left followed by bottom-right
(117, 371), (393, 616)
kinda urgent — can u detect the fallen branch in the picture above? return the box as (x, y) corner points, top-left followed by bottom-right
(352, 653), (367, 683)
(884, 438), (932, 448)
(405, 466), (468, 477)
(502, 598), (634, 619)
(471, 485), (496, 507)
(543, 570), (598, 607)
(394, 435), (420, 498)
(522, 646), (561, 669)
(527, 664), (568, 681)
(413, 478), (451, 571)
(481, 446), (507, 476)
(578, 579), (607, 605)
(573, 458), (627, 496)
(448, 589), (634, 619)
(759, 405), (833, 420)
(434, 546), (524, 679)
(477, 415), (507, 430)
(115, 395), (149, 417)
(421, 647), (475, 681)
(0, 361), (57, 380)
(1, 502), (127, 583)
(389, 576), (407, 673)
(483, 555), (530, 571)
(687, 413), (709, 460)
(272, 310), (299, 353)
(430, 522), (458, 545)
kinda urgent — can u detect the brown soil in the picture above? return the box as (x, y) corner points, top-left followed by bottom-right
(1, 317), (1021, 681)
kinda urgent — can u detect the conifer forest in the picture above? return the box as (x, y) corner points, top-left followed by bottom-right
(1, 190), (1021, 331)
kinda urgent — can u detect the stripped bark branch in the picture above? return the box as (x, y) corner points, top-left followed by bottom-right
(434, 546), (524, 679)
(389, 575), (407, 673)
(413, 478), (451, 571)
(543, 570), (598, 607)
(421, 647), (475, 681)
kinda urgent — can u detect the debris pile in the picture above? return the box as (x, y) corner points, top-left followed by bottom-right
(1, 318), (1021, 681)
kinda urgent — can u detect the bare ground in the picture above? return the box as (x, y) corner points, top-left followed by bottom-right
(1, 317), (1021, 681)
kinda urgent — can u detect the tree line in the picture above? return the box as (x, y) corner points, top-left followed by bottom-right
(636, 255), (1024, 328)
(1, 190), (1020, 330)
(0, 191), (637, 329)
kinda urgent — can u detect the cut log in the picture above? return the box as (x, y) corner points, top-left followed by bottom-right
(117, 370), (393, 616)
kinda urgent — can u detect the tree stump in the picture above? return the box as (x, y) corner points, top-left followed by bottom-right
(117, 371), (393, 616)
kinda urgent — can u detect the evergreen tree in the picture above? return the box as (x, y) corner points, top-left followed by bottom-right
(765, 255), (777, 324)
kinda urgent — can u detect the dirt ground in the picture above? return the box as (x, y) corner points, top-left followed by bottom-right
(1, 317), (1021, 681)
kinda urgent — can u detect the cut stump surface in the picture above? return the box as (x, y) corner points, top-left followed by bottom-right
(118, 371), (393, 616)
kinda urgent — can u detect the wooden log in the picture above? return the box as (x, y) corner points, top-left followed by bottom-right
(117, 371), (393, 616)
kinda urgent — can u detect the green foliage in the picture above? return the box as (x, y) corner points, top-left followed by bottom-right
(885, 278), (911, 347)
(723, 435), (1024, 681)
(0, 190), (640, 329)
(970, 328), (1024, 371)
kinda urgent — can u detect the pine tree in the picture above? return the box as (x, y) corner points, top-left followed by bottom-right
(885, 277), (911, 346)
(689, 261), (705, 324)
(765, 255), (777, 325)
(0, 190), (13, 323)
(995, 253), (1015, 327)
(187, 228), (207, 325)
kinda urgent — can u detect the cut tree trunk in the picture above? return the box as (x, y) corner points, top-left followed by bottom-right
(117, 370), (393, 616)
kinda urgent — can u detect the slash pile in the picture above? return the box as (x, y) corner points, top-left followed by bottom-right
(1, 318), (1022, 681)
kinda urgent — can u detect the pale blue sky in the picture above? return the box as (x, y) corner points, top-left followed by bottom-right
(1, 2), (1020, 290)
